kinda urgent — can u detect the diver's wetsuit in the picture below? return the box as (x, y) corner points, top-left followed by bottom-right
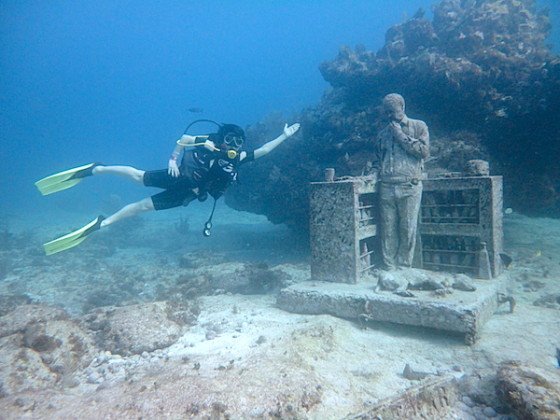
(143, 142), (254, 210)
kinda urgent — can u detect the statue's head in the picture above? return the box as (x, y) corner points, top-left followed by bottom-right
(383, 93), (406, 122)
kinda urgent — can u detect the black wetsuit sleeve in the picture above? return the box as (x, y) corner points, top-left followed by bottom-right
(240, 150), (255, 165)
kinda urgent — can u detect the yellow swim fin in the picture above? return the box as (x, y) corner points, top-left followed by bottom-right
(35, 163), (98, 196)
(43, 215), (105, 256)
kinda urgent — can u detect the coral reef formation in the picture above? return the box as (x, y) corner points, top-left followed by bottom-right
(228, 0), (560, 228)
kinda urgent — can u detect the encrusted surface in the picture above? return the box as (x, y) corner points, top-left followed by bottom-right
(310, 177), (378, 283)
(277, 277), (505, 344)
(347, 376), (460, 420)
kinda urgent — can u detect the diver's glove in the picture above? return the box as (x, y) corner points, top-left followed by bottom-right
(168, 152), (181, 177)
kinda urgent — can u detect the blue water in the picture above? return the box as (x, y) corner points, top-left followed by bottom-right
(1, 0), (559, 219)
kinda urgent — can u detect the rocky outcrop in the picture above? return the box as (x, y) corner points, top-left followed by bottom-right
(0, 304), (68, 338)
(497, 360), (560, 420)
(80, 301), (194, 356)
(0, 305), (97, 396)
(0, 300), (200, 398)
(228, 0), (560, 228)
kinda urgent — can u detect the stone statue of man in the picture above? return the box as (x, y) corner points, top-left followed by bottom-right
(372, 93), (430, 269)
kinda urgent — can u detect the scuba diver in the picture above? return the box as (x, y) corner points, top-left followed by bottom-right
(36, 121), (301, 255)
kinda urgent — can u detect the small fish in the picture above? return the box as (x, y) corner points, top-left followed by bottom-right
(187, 107), (204, 113)
(504, 208), (513, 214)
(534, 250), (542, 257)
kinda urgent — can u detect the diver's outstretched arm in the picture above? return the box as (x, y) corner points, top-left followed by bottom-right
(254, 123), (300, 160)
(100, 197), (155, 228)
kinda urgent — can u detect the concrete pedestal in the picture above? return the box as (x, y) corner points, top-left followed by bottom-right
(277, 277), (507, 344)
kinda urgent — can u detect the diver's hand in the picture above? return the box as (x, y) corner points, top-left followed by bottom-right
(168, 158), (180, 177)
(283, 123), (300, 138)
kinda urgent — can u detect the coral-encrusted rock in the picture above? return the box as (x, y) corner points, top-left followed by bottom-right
(0, 307), (98, 396)
(0, 334), (58, 396)
(0, 304), (68, 338)
(228, 0), (560, 227)
(497, 361), (560, 420)
(81, 301), (189, 356)
(22, 320), (98, 377)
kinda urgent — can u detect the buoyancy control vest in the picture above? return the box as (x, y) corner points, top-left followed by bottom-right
(180, 136), (243, 199)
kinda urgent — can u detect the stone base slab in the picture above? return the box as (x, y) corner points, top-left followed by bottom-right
(277, 277), (507, 344)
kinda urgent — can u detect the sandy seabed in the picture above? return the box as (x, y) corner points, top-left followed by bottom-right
(0, 206), (559, 419)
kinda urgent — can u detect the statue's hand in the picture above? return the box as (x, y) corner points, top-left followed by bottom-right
(283, 123), (301, 138)
(390, 121), (406, 142)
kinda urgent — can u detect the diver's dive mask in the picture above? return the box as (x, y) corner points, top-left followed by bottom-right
(224, 133), (244, 148)
(222, 133), (244, 159)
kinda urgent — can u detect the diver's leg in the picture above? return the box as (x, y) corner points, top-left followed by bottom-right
(100, 197), (155, 228)
(92, 165), (145, 185)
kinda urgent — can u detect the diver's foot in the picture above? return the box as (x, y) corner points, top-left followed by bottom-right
(73, 162), (102, 179)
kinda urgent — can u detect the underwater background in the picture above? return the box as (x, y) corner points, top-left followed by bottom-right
(2, 0), (434, 217)
(2, 1), (560, 418)
(1, 0), (558, 219)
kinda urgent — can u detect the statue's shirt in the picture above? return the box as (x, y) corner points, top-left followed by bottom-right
(373, 118), (429, 181)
